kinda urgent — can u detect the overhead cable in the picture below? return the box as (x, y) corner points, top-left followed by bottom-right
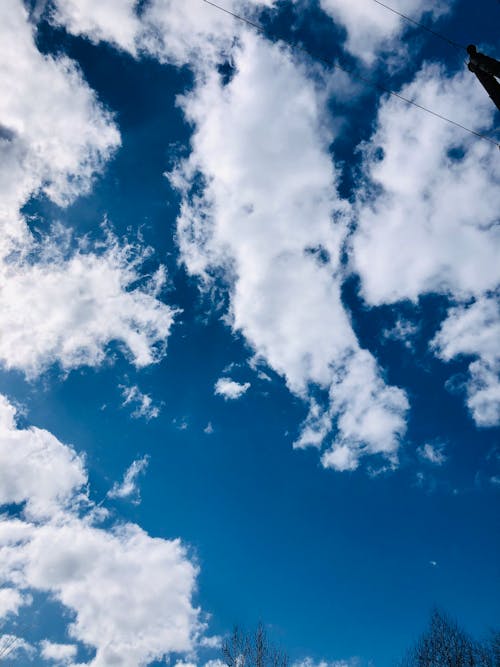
(369, 0), (467, 53)
(201, 0), (500, 149)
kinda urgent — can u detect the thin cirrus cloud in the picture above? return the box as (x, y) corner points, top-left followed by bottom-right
(108, 455), (151, 503)
(120, 384), (163, 420)
(418, 443), (447, 466)
(0, 394), (203, 666)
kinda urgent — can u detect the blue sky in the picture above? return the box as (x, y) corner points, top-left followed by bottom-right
(0, 1), (499, 666)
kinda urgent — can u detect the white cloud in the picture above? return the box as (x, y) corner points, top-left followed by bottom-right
(383, 317), (418, 349)
(433, 298), (500, 427)
(121, 384), (162, 420)
(0, 3), (179, 378)
(0, 395), (203, 666)
(293, 657), (360, 667)
(0, 394), (87, 520)
(0, 232), (177, 377)
(418, 443), (447, 465)
(0, 0), (120, 256)
(2, 519), (200, 666)
(52, 0), (276, 69)
(0, 634), (34, 661)
(50, 0), (142, 55)
(40, 641), (78, 665)
(317, 0), (448, 63)
(50, 0), (445, 70)
(172, 31), (408, 471)
(200, 636), (222, 649)
(108, 455), (150, 504)
(214, 378), (251, 401)
(350, 63), (500, 428)
(174, 417), (189, 431)
(0, 587), (30, 619)
(352, 65), (500, 306)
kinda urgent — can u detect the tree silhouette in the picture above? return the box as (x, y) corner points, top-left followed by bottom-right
(399, 609), (500, 667)
(222, 623), (288, 667)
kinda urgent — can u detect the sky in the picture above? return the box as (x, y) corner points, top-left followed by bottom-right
(0, 0), (499, 666)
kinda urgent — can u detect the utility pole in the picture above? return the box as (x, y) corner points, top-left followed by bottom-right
(467, 44), (500, 112)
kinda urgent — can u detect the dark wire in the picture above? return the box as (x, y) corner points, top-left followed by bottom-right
(201, 0), (500, 149)
(369, 0), (468, 54)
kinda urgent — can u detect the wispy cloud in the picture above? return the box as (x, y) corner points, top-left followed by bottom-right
(121, 384), (162, 420)
(418, 443), (447, 466)
(108, 455), (150, 504)
(383, 317), (419, 349)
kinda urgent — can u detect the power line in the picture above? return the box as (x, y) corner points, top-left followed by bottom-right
(369, 0), (467, 54)
(201, 0), (500, 149)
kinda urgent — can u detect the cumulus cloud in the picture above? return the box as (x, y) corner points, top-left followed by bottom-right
(0, 233), (177, 377)
(350, 62), (500, 427)
(318, 0), (448, 63)
(50, 0), (142, 55)
(0, 587), (30, 619)
(50, 0), (446, 70)
(0, 395), (203, 666)
(0, 2), (179, 378)
(0, 0), (120, 255)
(108, 455), (150, 503)
(215, 378), (251, 401)
(52, 0), (276, 68)
(172, 31), (408, 471)
(121, 384), (162, 420)
(40, 641), (78, 665)
(433, 298), (500, 427)
(2, 519), (200, 666)
(0, 394), (87, 520)
(352, 65), (500, 306)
